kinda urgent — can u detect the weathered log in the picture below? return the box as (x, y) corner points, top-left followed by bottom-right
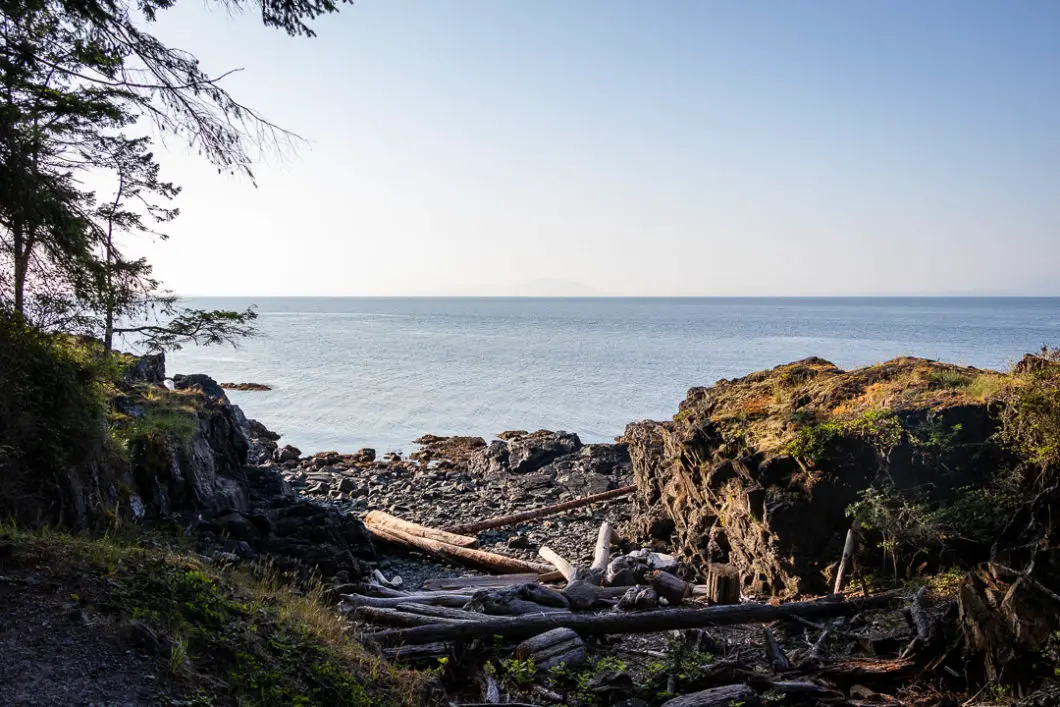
(339, 593), (473, 610)
(365, 592), (902, 646)
(444, 485), (636, 535)
(360, 582), (410, 598)
(762, 627), (793, 672)
(421, 574), (541, 592)
(617, 586), (659, 611)
(466, 586), (570, 616)
(364, 510), (480, 548)
(368, 525), (554, 574)
(591, 522), (613, 573)
(697, 563), (741, 605)
(660, 684), (759, 707)
(649, 570), (692, 606)
(382, 641), (453, 663)
(537, 645), (586, 671)
(394, 603), (485, 621)
(538, 546), (576, 583)
(515, 628), (582, 660)
(353, 606), (468, 628)
(833, 519), (859, 594)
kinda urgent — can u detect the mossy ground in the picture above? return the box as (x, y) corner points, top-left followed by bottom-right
(678, 356), (1016, 456)
(0, 525), (435, 707)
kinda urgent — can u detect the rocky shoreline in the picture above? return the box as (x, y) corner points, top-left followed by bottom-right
(244, 423), (638, 589)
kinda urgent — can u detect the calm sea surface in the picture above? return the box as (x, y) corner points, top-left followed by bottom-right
(166, 298), (1060, 454)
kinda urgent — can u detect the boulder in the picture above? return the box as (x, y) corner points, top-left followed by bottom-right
(172, 373), (228, 402)
(123, 352), (166, 384)
(274, 445), (301, 463)
(468, 440), (510, 476)
(508, 431), (581, 474)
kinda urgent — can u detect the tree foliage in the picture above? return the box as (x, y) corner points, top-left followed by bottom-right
(0, 0), (341, 347)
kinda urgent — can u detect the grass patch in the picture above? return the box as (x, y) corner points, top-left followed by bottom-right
(0, 525), (434, 707)
(966, 373), (1010, 400)
(925, 369), (972, 389)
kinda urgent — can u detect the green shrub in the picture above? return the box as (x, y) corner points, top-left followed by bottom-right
(998, 353), (1060, 473)
(0, 313), (111, 522)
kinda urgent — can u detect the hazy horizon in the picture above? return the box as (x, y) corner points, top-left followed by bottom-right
(119, 1), (1058, 298)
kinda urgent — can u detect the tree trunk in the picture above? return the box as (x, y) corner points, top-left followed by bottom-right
(364, 592), (901, 646)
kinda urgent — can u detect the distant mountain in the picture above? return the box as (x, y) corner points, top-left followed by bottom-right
(441, 278), (602, 297)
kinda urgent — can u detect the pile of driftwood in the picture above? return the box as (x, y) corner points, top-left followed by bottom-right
(336, 491), (960, 706)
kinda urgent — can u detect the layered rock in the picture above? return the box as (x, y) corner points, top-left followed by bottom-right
(111, 359), (375, 579)
(627, 357), (1008, 595)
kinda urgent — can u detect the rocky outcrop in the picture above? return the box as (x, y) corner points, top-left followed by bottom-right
(113, 360), (375, 580)
(628, 357), (1009, 596)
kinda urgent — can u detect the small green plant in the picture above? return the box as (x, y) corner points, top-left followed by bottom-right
(497, 656), (538, 688)
(787, 410), (903, 463)
(925, 369), (972, 389)
(169, 639), (188, 675)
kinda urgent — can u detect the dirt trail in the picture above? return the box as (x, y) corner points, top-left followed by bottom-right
(0, 576), (178, 707)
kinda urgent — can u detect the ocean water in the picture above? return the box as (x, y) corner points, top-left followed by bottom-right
(165, 297), (1060, 454)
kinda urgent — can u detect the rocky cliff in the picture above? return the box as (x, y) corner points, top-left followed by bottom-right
(626, 356), (1014, 595)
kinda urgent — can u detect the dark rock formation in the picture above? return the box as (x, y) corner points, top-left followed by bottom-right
(123, 351), (166, 384)
(628, 357), (1009, 595)
(508, 430), (582, 473)
(172, 373), (228, 402)
(118, 364), (374, 579)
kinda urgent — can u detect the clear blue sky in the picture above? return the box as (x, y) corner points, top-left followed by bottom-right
(134, 1), (1060, 296)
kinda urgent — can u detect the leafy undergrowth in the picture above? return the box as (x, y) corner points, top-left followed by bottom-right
(0, 525), (435, 707)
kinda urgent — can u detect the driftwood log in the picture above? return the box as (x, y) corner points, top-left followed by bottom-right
(394, 603), (485, 621)
(340, 593), (473, 609)
(649, 570), (692, 606)
(697, 564), (741, 605)
(364, 511), (480, 548)
(591, 522), (613, 573)
(382, 641), (453, 663)
(368, 525), (554, 574)
(833, 519), (859, 594)
(353, 606), (468, 628)
(466, 585), (570, 616)
(366, 592), (902, 646)
(421, 574), (541, 592)
(660, 684), (759, 707)
(444, 485), (636, 535)
(538, 546), (576, 583)
(515, 628), (586, 669)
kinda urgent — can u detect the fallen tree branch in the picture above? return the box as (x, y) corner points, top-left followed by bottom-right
(443, 485), (636, 535)
(364, 510), (480, 548)
(365, 591), (902, 646)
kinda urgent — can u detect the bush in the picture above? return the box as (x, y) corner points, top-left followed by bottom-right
(998, 350), (1060, 475)
(0, 312), (113, 523)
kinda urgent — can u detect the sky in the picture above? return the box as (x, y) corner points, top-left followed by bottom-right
(127, 1), (1060, 296)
